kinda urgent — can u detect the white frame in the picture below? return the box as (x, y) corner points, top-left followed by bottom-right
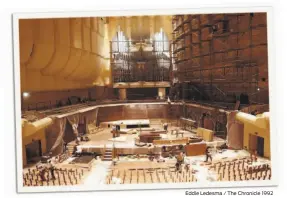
(12, 6), (277, 193)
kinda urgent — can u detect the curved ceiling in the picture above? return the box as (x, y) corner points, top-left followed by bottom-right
(19, 17), (111, 92)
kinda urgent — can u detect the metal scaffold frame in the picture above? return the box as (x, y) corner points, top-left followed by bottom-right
(171, 13), (268, 103)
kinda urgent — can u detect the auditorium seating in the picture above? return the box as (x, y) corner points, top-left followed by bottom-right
(206, 157), (272, 181)
(23, 166), (90, 186)
(105, 166), (198, 184)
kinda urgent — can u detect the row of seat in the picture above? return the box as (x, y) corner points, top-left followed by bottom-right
(106, 166), (198, 184)
(207, 157), (272, 181)
(23, 167), (88, 186)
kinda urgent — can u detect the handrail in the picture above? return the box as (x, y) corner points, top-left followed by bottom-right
(102, 144), (106, 161)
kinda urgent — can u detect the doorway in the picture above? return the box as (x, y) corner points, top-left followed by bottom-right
(257, 136), (264, 157)
(78, 116), (87, 136)
(64, 121), (77, 143)
(249, 134), (264, 157)
(25, 140), (42, 164)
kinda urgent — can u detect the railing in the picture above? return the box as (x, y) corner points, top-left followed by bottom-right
(112, 146), (117, 159)
(101, 144), (106, 161)
(240, 104), (269, 114)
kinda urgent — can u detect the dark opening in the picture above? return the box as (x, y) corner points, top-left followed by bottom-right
(223, 20), (229, 33)
(25, 140), (42, 164)
(257, 136), (264, 157)
(78, 116), (87, 136)
(126, 124), (150, 129)
(64, 121), (77, 143)
(166, 87), (170, 96)
(127, 88), (158, 100)
(212, 25), (218, 33)
(239, 93), (250, 104)
(201, 114), (206, 128)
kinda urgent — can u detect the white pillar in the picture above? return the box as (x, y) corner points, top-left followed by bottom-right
(158, 88), (166, 99)
(119, 88), (127, 100)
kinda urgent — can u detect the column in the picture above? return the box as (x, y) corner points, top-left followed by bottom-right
(158, 88), (166, 99)
(119, 88), (127, 100)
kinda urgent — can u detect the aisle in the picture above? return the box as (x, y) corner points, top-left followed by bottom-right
(83, 161), (112, 186)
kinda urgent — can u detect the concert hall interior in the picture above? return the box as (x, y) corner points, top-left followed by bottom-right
(19, 13), (271, 187)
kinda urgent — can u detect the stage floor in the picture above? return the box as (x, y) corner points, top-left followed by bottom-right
(77, 126), (226, 149)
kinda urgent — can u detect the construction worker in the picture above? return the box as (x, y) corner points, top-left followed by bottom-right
(163, 123), (168, 131)
(39, 167), (46, 181)
(250, 149), (258, 162)
(176, 152), (185, 173)
(112, 125), (117, 138)
(205, 146), (213, 162)
(48, 160), (56, 180)
(63, 141), (68, 153)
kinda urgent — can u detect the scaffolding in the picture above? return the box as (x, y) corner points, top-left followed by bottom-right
(171, 13), (268, 104)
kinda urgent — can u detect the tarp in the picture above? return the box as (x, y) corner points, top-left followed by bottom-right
(45, 117), (66, 155)
(67, 114), (80, 136)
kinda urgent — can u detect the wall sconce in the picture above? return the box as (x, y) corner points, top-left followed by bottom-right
(23, 92), (30, 98)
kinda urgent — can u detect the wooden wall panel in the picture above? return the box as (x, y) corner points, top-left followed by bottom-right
(123, 104), (148, 120)
(252, 27), (267, 45)
(238, 14), (250, 31)
(191, 32), (200, 43)
(97, 106), (124, 123)
(185, 143), (207, 156)
(227, 122), (244, 149)
(201, 27), (210, 41)
(146, 104), (166, 118)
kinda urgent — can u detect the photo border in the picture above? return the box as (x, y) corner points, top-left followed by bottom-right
(12, 6), (277, 193)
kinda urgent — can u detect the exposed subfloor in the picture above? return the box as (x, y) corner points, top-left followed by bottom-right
(101, 149), (271, 184)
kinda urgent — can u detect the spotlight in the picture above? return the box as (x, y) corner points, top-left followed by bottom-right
(257, 88), (260, 91)
(23, 92), (30, 98)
